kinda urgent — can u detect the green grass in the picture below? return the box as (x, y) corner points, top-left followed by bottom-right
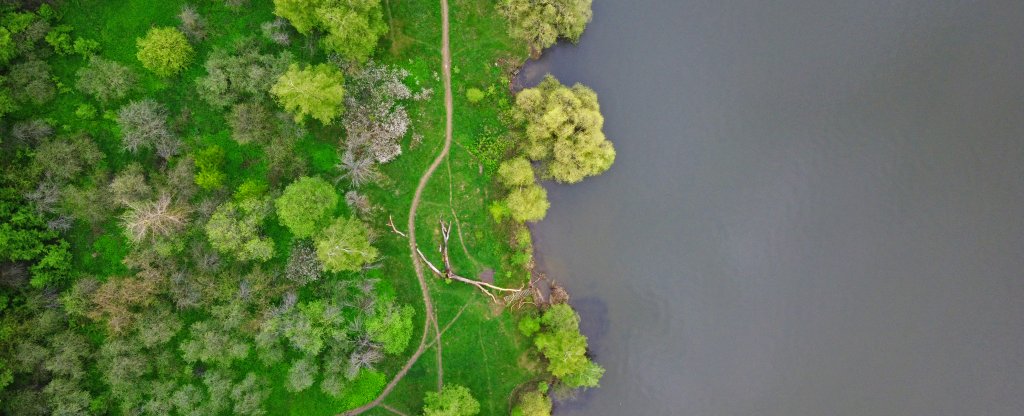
(26, 0), (538, 414)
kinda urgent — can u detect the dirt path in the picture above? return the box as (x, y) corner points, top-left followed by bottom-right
(340, 0), (454, 413)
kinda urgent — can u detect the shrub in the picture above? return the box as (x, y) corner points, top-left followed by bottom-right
(466, 87), (485, 103)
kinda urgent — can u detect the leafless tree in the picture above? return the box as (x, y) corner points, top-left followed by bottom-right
(10, 119), (53, 145)
(178, 5), (207, 41)
(121, 194), (189, 243)
(344, 191), (372, 216)
(261, 18), (291, 45)
(116, 100), (176, 155)
(335, 150), (380, 188)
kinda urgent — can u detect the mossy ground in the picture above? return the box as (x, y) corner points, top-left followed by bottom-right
(42, 0), (536, 414)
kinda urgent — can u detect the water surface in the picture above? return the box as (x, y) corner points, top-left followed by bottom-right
(524, 1), (1024, 414)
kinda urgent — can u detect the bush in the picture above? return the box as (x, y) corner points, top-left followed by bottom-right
(136, 27), (194, 77)
(466, 87), (485, 103)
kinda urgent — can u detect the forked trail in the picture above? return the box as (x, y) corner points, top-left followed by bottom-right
(339, 0), (454, 413)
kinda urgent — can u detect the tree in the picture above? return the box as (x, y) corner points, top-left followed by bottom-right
(343, 63), (413, 164)
(109, 164), (152, 206)
(512, 390), (552, 416)
(116, 99), (178, 156)
(505, 184), (549, 223)
(498, 157), (536, 187)
(177, 5), (207, 41)
(275, 176), (338, 238)
(423, 384), (480, 416)
(76, 56), (137, 104)
(366, 300), (414, 355)
(513, 75), (615, 183)
(286, 357), (318, 392)
(121, 194), (189, 243)
(533, 304), (604, 388)
(205, 198), (275, 262)
(229, 102), (277, 145)
(194, 145), (227, 190)
(32, 134), (103, 182)
(285, 240), (323, 285)
(196, 42), (291, 108)
(180, 320), (251, 367)
(314, 216), (377, 272)
(231, 373), (270, 416)
(499, 0), (592, 54)
(272, 0), (387, 62)
(135, 27), (194, 77)
(7, 59), (55, 105)
(271, 63), (346, 125)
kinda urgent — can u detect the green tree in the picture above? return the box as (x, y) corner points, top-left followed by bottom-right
(498, 157), (536, 187)
(423, 384), (480, 416)
(76, 56), (137, 104)
(514, 75), (615, 183)
(499, 0), (592, 54)
(135, 27), (194, 77)
(205, 198), (275, 262)
(511, 390), (551, 416)
(534, 304), (604, 388)
(275, 176), (338, 238)
(505, 184), (549, 223)
(366, 300), (414, 355)
(286, 357), (318, 392)
(273, 0), (386, 62)
(271, 63), (346, 125)
(314, 216), (376, 272)
(194, 145), (227, 190)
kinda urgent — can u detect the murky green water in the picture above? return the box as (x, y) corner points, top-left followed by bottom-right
(523, 1), (1024, 414)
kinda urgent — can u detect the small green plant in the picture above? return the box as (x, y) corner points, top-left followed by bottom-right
(74, 103), (96, 119)
(466, 87), (485, 103)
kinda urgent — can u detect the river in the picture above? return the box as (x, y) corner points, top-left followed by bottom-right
(521, 1), (1024, 415)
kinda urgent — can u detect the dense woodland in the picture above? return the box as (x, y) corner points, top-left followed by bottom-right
(0, 0), (609, 415)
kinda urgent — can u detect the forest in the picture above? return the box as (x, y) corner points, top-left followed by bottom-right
(0, 0), (610, 415)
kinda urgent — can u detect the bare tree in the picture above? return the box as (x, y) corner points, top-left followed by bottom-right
(178, 5), (207, 41)
(121, 194), (189, 243)
(261, 18), (291, 45)
(335, 150), (380, 188)
(116, 100), (177, 156)
(344, 191), (372, 216)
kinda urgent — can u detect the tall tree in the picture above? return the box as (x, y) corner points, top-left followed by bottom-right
(314, 216), (376, 272)
(275, 176), (338, 238)
(135, 27), (194, 77)
(499, 0), (592, 55)
(423, 384), (480, 416)
(513, 75), (615, 184)
(271, 63), (346, 125)
(272, 0), (386, 62)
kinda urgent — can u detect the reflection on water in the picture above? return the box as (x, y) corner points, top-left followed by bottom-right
(524, 1), (1024, 415)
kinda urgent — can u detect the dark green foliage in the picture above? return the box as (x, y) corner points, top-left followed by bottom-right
(0, 189), (72, 288)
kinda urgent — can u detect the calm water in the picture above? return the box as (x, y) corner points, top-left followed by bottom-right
(524, 1), (1024, 415)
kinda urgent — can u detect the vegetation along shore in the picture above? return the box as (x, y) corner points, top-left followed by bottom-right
(0, 0), (612, 414)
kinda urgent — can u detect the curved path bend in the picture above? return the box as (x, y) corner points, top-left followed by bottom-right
(340, 0), (453, 413)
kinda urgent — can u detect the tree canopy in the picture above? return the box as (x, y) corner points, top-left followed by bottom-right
(135, 27), (194, 77)
(275, 176), (338, 238)
(423, 384), (480, 416)
(514, 75), (615, 183)
(271, 63), (346, 125)
(533, 304), (604, 388)
(314, 216), (377, 272)
(499, 0), (592, 54)
(272, 0), (387, 62)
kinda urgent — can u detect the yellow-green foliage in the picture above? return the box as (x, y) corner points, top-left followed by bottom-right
(423, 384), (480, 416)
(533, 303), (604, 388)
(499, 0), (593, 52)
(271, 63), (346, 125)
(135, 27), (193, 77)
(272, 0), (386, 62)
(274, 176), (338, 238)
(314, 216), (377, 272)
(514, 75), (615, 183)
(506, 184), (549, 223)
